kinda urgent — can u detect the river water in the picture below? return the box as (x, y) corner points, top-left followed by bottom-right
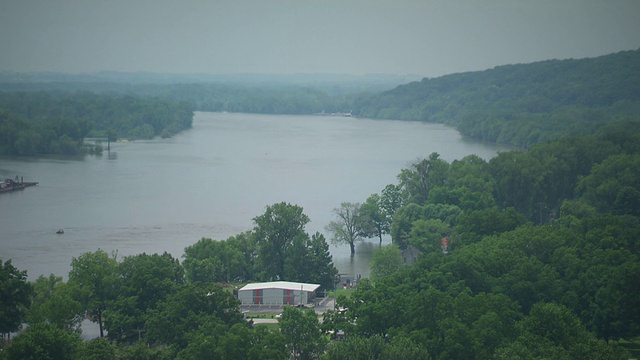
(0, 112), (509, 281)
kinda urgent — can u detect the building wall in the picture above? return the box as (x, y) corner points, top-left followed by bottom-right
(238, 288), (310, 305)
(238, 289), (253, 304)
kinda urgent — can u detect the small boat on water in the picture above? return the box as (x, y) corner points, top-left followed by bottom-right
(56, 229), (65, 234)
(0, 177), (38, 194)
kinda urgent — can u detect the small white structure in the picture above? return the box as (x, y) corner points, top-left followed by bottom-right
(238, 281), (320, 306)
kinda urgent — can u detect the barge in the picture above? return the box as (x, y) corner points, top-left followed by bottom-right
(0, 177), (38, 193)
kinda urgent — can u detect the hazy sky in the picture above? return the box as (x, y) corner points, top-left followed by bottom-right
(1, 0), (638, 77)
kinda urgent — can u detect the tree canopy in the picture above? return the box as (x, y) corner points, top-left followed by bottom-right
(2, 53), (640, 356)
(325, 202), (365, 257)
(0, 259), (33, 339)
(326, 122), (640, 359)
(253, 202), (311, 280)
(181, 203), (337, 292)
(354, 49), (640, 147)
(0, 91), (193, 156)
(68, 249), (118, 338)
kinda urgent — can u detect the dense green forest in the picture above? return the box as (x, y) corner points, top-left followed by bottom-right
(324, 121), (640, 359)
(354, 49), (640, 147)
(2, 121), (639, 359)
(0, 74), (400, 157)
(0, 72), (406, 117)
(0, 91), (193, 156)
(1, 50), (640, 358)
(3, 50), (638, 152)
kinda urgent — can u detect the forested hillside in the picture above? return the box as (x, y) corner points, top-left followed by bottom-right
(4, 50), (638, 150)
(324, 120), (640, 359)
(354, 49), (640, 147)
(0, 72), (406, 116)
(0, 91), (193, 156)
(1, 121), (638, 359)
(1, 51), (640, 358)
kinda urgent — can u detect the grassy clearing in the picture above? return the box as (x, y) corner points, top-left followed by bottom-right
(327, 288), (356, 299)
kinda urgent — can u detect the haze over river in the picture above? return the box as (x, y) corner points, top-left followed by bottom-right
(1, 112), (511, 281)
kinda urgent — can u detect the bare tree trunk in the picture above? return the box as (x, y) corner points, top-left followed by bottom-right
(98, 309), (104, 338)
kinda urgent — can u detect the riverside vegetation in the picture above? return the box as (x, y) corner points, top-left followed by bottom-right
(0, 92), (193, 156)
(2, 49), (639, 152)
(1, 121), (639, 359)
(1, 49), (640, 359)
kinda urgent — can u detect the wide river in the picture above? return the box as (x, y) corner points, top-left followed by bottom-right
(1, 112), (510, 281)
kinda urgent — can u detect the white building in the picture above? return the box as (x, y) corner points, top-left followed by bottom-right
(238, 281), (320, 306)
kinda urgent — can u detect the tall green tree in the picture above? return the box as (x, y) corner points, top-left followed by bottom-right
(454, 206), (526, 244)
(105, 252), (185, 342)
(79, 337), (117, 360)
(2, 322), (83, 360)
(370, 244), (403, 281)
(380, 183), (405, 216)
(397, 152), (449, 205)
(27, 274), (84, 333)
(68, 249), (118, 338)
(496, 302), (629, 360)
(247, 325), (287, 360)
(225, 231), (258, 281)
(145, 283), (242, 350)
(183, 237), (240, 283)
(360, 193), (390, 245)
(0, 259), (33, 340)
(284, 234), (312, 284)
(326, 202), (365, 257)
(408, 218), (451, 253)
(253, 202), (310, 281)
(339, 279), (403, 338)
(183, 233), (256, 284)
(489, 151), (545, 220)
(305, 232), (338, 291)
(577, 154), (640, 216)
(389, 203), (426, 249)
(182, 238), (225, 283)
(279, 306), (326, 360)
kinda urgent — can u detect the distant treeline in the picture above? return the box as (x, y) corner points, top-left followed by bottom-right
(0, 73), (405, 116)
(0, 83), (354, 118)
(146, 83), (355, 114)
(353, 49), (640, 147)
(0, 91), (193, 156)
(2, 49), (639, 153)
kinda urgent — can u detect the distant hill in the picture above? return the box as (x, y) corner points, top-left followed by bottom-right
(0, 71), (416, 97)
(0, 72), (416, 117)
(353, 49), (640, 147)
(3, 51), (639, 148)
